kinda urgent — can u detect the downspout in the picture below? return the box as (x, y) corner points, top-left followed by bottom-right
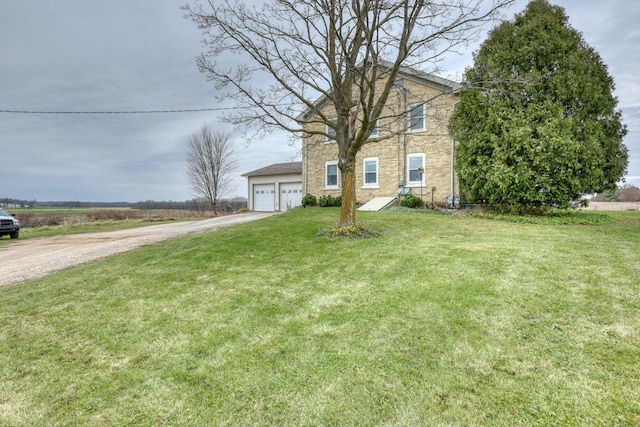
(303, 138), (308, 195)
(247, 177), (252, 211)
(451, 100), (460, 202)
(395, 81), (408, 203)
(450, 136), (455, 197)
(401, 84), (407, 197)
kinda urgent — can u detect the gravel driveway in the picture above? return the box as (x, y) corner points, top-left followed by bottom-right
(0, 212), (276, 288)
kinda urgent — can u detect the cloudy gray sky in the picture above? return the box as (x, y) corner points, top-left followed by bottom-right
(1, 1), (638, 202)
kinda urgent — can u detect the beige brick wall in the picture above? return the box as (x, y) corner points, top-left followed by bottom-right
(302, 77), (460, 205)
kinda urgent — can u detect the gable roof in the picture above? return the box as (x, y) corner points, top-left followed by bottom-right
(393, 63), (463, 93)
(242, 161), (302, 177)
(297, 61), (462, 121)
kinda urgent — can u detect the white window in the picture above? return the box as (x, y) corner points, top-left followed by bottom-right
(362, 157), (378, 188)
(369, 120), (379, 137)
(407, 153), (425, 186)
(325, 161), (339, 189)
(409, 103), (425, 132)
(326, 118), (337, 142)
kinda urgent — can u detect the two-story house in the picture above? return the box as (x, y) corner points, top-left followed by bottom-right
(301, 66), (462, 207)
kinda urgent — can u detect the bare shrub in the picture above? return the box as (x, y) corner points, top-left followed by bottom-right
(88, 210), (139, 221)
(16, 213), (66, 227)
(617, 185), (640, 202)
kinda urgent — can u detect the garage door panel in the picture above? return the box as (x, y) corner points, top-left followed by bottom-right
(254, 184), (275, 211)
(279, 182), (302, 211)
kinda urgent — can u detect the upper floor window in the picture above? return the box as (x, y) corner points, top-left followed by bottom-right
(409, 103), (425, 132)
(363, 157), (378, 188)
(369, 120), (379, 137)
(326, 119), (337, 142)
(325, 160), (339, 189)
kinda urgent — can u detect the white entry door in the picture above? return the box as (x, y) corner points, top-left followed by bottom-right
(253, 184), (275, 211)
(279, 182), (303, 211)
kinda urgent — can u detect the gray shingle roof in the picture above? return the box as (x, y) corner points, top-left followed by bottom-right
(297, 61), (462, 121)
(242, 161), (302, 177)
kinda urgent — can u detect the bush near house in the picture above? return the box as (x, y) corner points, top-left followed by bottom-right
(400, 194), (424, 209)
(301, 193), (317, 207)
(318, 195), (342, 207)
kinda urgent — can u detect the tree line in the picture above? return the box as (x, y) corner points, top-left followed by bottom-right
(0, 197), (247, 212)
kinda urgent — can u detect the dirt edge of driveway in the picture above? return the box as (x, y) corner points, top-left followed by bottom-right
(0, 212), (276, 289)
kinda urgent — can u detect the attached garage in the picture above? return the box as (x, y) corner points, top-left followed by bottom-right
(253, 184), (275, 211)
(242, 162), (303, 212)
(279, 182), (303, 212)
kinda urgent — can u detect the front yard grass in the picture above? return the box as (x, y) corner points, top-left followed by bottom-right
(1, 208), (639, 426)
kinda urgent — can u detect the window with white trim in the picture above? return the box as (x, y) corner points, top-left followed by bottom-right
(408, 103), (425, 132)
(362, 157), (378, 188)
(325, 161), (339, 189)
(326, 119), (337, 142)
(407, 153), (425, 186)
(369, 120), (379, 137)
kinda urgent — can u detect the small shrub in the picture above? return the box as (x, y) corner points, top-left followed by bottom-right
(400, 194), (423, 209)
(88, 210), (135, 221)
(16, 213), (66, 227)
(301, 194), (317, 207)
(318, 195), (341, 207)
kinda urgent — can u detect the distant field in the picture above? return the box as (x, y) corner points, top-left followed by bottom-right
(9, 207), (210, 220)
(584, 201), (640, 211)
(0, 208), (638, 426)
(9, 207), (134, 214)
(0, 208), (218, 242)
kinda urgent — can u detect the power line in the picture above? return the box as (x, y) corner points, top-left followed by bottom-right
(0, 107), (231, 114)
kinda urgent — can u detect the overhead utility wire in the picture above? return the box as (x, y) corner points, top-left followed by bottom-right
(0, 107), (233, 114)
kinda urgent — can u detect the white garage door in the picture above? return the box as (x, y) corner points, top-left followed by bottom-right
(253, 184), (275, 211)
(279, 182), (303, 211)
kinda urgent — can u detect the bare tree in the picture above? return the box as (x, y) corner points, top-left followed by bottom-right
(184, 0), (514, 226)
(617, 184), (640, 202)
(186, 125), (237, 215)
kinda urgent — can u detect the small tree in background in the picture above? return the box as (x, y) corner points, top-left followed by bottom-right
(186, 126), (237, 215)
(616, 184), (640, 202)
(450, 0), (628, 212)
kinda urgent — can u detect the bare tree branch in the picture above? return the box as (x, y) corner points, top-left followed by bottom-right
(186, 125), (238, 215)
(184, 0), (514, 225)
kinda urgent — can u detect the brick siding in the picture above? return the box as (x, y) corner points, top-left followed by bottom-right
(302, 77), (460, 205)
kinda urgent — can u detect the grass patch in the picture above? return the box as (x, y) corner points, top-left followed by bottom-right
(316, 218), (383, 238)
(468, 208), (616, 225)
(1, 209), (639, 425)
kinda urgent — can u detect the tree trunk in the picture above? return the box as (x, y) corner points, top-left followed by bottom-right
(339, 162), (357, 227)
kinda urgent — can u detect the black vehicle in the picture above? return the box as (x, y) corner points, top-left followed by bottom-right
(0, 208), (20, 239)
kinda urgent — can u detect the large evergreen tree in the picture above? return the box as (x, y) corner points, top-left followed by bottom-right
(449, 0), (628, 211)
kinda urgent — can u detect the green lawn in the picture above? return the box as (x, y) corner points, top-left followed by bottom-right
(1, 208), (638, 426)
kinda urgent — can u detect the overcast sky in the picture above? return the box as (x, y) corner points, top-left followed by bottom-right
(1, 1), (638, 202)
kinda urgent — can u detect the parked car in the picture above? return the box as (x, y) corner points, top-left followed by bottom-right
(0, 208), (20, 239)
